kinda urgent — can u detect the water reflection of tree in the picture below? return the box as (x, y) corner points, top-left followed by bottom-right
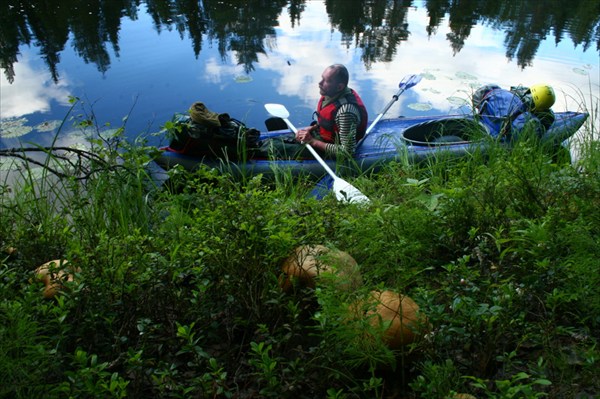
(326, 0), (411, 68)
(145, 0), (207, 58)
(1, 0), (598, 84)
(425, 0), (600, 69)
(205, 0), (288, 74)
(1, 0), (136, 84)
(489, 1), (600, 68)
(287, 0), (307, 28)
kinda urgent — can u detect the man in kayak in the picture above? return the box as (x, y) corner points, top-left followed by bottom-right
(295, 64), (369, 158)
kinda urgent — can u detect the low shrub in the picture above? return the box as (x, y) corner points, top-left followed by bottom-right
(1, 101), (598, 398)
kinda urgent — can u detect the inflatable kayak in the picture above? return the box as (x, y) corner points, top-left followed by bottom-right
(154, 111), (588, 178)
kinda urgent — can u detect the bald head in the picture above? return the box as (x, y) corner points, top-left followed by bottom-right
(319, 64), (349, 97)
(327, 64), (349, 86)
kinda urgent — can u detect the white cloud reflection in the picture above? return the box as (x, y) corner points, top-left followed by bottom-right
(254, 1), (598, 119)
(243, 0), (597, 161)
(2, 0), (596, 158)
(0, 53), (72, 119)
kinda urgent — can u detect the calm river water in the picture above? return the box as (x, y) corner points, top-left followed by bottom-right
(0, 0), (598, 153)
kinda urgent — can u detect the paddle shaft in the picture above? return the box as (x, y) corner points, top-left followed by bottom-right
(359, 74), (422, 146)
(264, 102), (369, 203)
(354, 88), (403, 149)
(364, 92), (401, 136)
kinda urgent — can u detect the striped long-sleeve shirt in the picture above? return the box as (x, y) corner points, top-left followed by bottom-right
(323, 102), (362, 157)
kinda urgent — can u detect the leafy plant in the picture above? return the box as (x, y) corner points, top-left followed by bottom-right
(0, 96), (598, 398)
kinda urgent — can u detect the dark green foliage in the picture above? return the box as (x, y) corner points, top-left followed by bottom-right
(1, 107), (599, 398)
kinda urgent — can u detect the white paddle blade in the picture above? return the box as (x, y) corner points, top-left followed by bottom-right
(264, 103), (290, 119)
(333, 178), (370, 204)
(264, 102), (370, 204)
(264, 103), (298, 133)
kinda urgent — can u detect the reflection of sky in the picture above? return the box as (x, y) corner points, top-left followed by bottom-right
(1, 0), (598, 151)
(0, 54), (72, 119)
(254, 1), (598, 123)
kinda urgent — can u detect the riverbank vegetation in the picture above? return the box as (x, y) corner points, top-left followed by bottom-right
(1, 103), (599, 398)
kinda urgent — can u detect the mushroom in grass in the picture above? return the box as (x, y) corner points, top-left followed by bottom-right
(279, 245), (362, 292)
(352, 290), (429, 349)
(34, 259), (78, 299)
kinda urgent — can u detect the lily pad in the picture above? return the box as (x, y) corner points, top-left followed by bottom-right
(455, 71), (478, 80)
(35, 120), (63, 132)
(234, 75), (253, 83)
(447, 96), (469, 106)
(0, 118), (33, 138)
(408, 103), (433, 111)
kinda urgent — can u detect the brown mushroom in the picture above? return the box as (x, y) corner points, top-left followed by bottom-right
(279, 245), (362, 292)
(352, 290), (429, 349)
(33, 259), (78, 299)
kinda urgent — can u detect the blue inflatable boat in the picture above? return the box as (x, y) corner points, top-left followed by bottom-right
(154, 111), (588, 178)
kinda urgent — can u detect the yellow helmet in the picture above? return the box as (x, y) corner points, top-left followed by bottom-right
(529, 84), (555, 111)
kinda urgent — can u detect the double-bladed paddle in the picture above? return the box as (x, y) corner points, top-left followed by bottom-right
(360, 73), (423, 145)
(264, 103), (370, 204)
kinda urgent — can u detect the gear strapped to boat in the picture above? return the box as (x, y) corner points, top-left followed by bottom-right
(165, 103), (261, 160)
(473, 84), (555, 139)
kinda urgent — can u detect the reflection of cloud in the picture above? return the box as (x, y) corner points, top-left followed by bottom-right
(256, 1), (598, 119)
(0, 53), (72, 119)
(250, 0), (598, 163)
(204, 58), (245, 86)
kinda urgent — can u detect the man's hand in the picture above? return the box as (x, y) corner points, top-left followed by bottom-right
(295, 126), (317, 144)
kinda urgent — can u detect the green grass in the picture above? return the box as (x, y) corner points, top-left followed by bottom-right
(0, 100), (599, 398)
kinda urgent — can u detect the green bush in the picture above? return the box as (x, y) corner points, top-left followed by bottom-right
(0, 101), (598, 398)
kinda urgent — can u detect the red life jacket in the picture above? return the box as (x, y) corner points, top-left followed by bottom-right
(316, 89), (368, 143)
